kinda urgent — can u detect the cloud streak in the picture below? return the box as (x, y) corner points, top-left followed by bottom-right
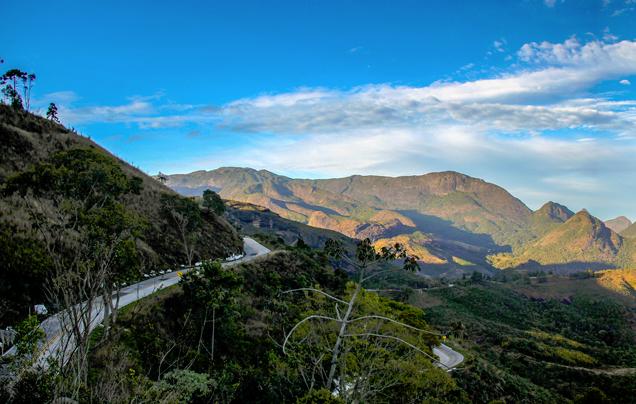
(219, 38), (636, 138)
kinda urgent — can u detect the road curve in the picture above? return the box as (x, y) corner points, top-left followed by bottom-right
(433, 343), (464, 371)
(2, 237), (270, 367)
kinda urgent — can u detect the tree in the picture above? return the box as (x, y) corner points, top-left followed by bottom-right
(181, 260), (242, 363)
(470, 271), (483, 283)
(1, 69), (26, 108)
(46, 103), (59, 122)
(162, 195), (203, 266)
(202, 189), (225, 215)
(13, 314), (45, 366)
(282, 238), (446, 399)
(21, 73), (36, 111)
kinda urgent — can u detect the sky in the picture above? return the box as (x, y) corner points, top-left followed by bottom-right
(3, 0), (636, 220)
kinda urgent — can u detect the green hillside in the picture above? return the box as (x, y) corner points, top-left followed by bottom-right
(418, 276), (636, 403)
(0, 106), (242, 326)
(490, 210), (633, 271)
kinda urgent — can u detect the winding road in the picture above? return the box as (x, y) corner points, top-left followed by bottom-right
(3, 236), (464, 374)
(2, 237), (270, 368)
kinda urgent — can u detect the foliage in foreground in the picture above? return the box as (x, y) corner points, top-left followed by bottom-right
(84, 247), (465, 403)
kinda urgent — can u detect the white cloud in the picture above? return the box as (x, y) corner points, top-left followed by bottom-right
(493, 39), (506, 53)
(217, 37), (636, 139)
(59, 100), (155, 124)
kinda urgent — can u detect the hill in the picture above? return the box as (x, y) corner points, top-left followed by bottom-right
(491, 210), (631, 271)
(0, 105), (242, 325)
(605, 216), (633, 234)
(622, 222), (636, 239)
(531, 202), (574, 232)
(418, 275), (636, 403)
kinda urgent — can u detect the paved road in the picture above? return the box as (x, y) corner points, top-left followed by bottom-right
(2, 237), (270, 368)
(433, 343), (464, 371)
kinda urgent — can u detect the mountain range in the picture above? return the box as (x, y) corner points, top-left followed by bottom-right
(166, 167), (636, 273)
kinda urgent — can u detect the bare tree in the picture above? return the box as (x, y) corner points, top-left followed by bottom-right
(282, 238), (446, 399)
(15, 193), (135, 400)
(156, 172), (168, 184)
(21, 73), (35, 111)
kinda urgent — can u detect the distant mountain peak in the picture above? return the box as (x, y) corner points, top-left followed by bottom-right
(605, 216), (632, 234)
(535, 201), (574, 223)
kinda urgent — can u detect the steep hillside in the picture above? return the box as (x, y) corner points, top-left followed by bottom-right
(0, 105), (242, 325)
(606, 216), (633, 234)
(420, 279), (636, 403)
(493, 210), (629, 271)
(522, 201), (576, 245)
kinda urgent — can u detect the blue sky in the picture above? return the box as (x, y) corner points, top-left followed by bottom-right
(3, 0), (636, 220)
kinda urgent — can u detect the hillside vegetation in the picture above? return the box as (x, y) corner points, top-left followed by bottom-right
(78, 247), (467, 403)
(490, 210), (636, 271)
(417, 277), (636, 403)
(0, 105), (242, 325)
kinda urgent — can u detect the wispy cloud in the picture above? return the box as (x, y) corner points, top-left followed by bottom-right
(218, 38), (636, 137)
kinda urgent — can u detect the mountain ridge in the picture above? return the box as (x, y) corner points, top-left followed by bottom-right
(165, 167), (534, 248)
